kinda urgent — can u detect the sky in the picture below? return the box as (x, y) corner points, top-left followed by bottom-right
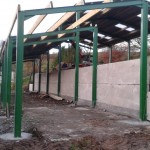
(0, 0), (102, 41)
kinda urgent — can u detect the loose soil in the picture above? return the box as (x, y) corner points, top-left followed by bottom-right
(0, 93), (150, 150)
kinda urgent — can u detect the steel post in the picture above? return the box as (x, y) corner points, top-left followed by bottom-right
(1, 55), (4, 105)
(109, 46), (112, 63)
(128, 40), (131, 60)
(57, 45), (61, 96)
(14, 11), (24, 137)
(46, 52), (50, 94)
(92, 28), (98, 107)
(0, 58), (2, 102)
(74, 11), (80, 104)
(140, 1), (148, 121)
(6, 37), (13, 117)
(3, 49), (7, 108)
(32, 60), (35, 91)
(38, 56), (41, 93)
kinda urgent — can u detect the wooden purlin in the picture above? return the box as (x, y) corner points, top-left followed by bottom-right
(46, 8), (110, 45)
(41, 0), (85, 40)
(57, 9), (102, 38)
(27, 1), (53, 35)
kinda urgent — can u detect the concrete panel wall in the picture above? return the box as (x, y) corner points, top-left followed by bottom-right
(34, 59), (140, 115)
(147, 92), (150, 120)
(97, 59), (140, 111)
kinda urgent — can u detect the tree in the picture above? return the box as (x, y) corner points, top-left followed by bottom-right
(99, 49), (127, 64)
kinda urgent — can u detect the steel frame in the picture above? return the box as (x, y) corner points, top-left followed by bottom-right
(15, 25), (97, 137)
(0, 0), (149, 138)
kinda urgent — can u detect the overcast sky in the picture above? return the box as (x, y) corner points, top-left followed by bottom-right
(0, 0), (103, 41)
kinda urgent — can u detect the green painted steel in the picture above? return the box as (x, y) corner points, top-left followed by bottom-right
(140, 1), (148, 121)
(57, 45), (61, 96)
(14, 12), (24, 137)
(3, 49), (7, 108)
(1, 55), (4, 105)
(38, 56), (41, 93)
(0, 58), (2, 102)
(24, 27), (95, 39)
(46, 53), (50, 94)
(24, 37), (76, 47)
(109, 46), (112, 63)
(74, 12), (80, 104)
(128, 40), (131, 60)
(92, 27), (98, 107)
(23, 1), (142, 17)
(6, 37), (13, 109)
(32, 60), (35, 91)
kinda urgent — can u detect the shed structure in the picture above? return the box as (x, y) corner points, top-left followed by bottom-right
(0, 0), (150, 137)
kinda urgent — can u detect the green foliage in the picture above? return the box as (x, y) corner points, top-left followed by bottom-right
(61, 46), (75, 64)
(23, 75), (30, 89)
(50, 46), (75, 69)
(50, 55), (58, 70)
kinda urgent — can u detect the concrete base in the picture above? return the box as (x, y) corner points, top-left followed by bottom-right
(65, 96), (139, 119)
(0, 132), (32, 141)
(118, 120), (150, 126)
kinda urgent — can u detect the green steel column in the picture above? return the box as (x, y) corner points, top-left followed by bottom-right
(38, 56), (41, 93)
(128, 40), (131, 60)
(0, 59), (2, 102)
(46, 52), (50, 94)
(3, 49), (7, 108)
(140, 1), (148, 121)
(92, 28), (98, 107)
(109, 46), (112, 63)
(32, 60), (35, 91)
(1, 55), (4, 105)
(57, 45), (61, 96)
(74, 11), (80, 104)
(6, 37), (13, 117)
(14, 11), (24, 137)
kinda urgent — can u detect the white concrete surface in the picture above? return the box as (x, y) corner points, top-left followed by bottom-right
(147, 92), (150, 120)
(97, 59), (140, 111)
(0, 132), (32, 141)
(34, 59), (141, 117)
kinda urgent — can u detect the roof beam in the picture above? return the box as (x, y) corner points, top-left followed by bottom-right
(57, 9), (102, 38)
(41, 0), (85, 40)
(23, 1), (142, 17)
(27, 1), (53, 35)
(38, 8), (110, 47)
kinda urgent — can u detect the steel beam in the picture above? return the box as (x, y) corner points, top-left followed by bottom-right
(24, 37), (76, 47)
(92, 27), (98, 107)
(140, 1), (148, 121)
(23, 1), (142, 17)
(24, 26), (95, 39)
(14, 11), (24, 137)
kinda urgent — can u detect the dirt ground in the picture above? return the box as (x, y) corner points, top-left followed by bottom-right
(1, 93), (150, 150)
